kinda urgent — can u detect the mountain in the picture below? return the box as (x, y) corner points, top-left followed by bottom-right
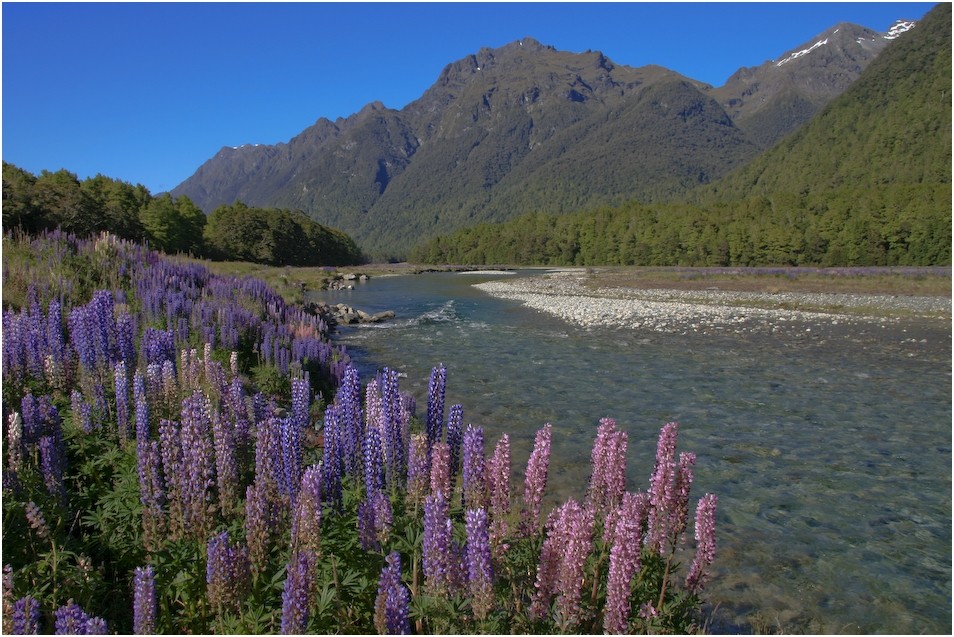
(172, 19), (918, 259)
(410, 3), (950, 268)
(709, 19), (916, 148)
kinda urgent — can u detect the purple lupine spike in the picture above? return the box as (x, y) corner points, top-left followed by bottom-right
(587, 418), (628, 515)
(425, 364), (446, 448)
(291, 466), (322, 555)
(19, 394), (38, 443)
(117, 312), (137, 371)
(179, 391), (214, 539)
(685, 493), (718, 594)
(530, 506), (565, 619)
(158, 418), (183, 537)
(462, 425), (487, 510)
(280, 550), (316, 635)
(363, 423), (384, 499)
(487, 434), (511, 558)
(365, 381), (383, 435)
(38, 435), (66, 503)
(71, 391), (93, 433)
(137, 440), (166, 549)
(133, 372), (149, 448)
(335, 366), (363, 477)
(114, 362), (130, 444)
(206, 531), (250, 615)
(379, 368), (405, 490)
(245, 482), (275, 577)
(133, 565), (156, 635)
(429, 442), (450, 500)
(446, 403), (463, 478)
(54, 601), (105, 635)
(668, 452), (696, 547)
(211, 410), (238, 516)
(465, 508), (493, 620)
(359, 489), (394, 552)
(522, 423), (552, 534)
(278, 417), (302, 506)
(291, 378), (310, 431)
(406, 433), (429, 507)
(603, 491), (649, 634)
(320, 405), (343, 509)
(374, 551), (410, 635)
(12, 596), (41, 635)
(228, 376), (250, 455)
(422, 493), (452, 595)
(647, 422), (679, 554)
(553, 499), (595, 628)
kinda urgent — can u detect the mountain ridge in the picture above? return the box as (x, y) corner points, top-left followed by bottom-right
(171, 17), (919, 259)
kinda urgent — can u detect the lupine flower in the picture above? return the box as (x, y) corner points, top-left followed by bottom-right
(206, 531), (251, 615)
(179, 391), (214, 539)
(487, 434), (511, 558)
(462, 425), (487, 510)
(446, 403), (463, 478)
(425, 364), (446, 448)
(365, 381), (384, 435)
(280, 417), (302, 505)
(647, 421), (679, 553)
(429, 442), (450, 499)
(280, 550), (316, 635)
(291, 466), (322, 555)
(530, 506), (564, 619)
(39, 435), (65, 503)
(160, 360), (177, 412)
(114, 363), (130, 443)
(24, 502), (49, 540)
(685, 493), (718, 594)
(465, 508), (493, 620)
(245, 482), (277, 577)
(379, 368), (406, 489)
(70, 391), (93, 433)
(374, 551), (410, 635)
(358, 489), (393, 552)
(587, 417), (628, 515)
(20, 394), (38, 443)
(212, 410), (238, 516)
(321, 406), (343, 508)
(522, 423), (552, 534)
(133, 566), (156, 634)
(422, 493), (453, 595)
(363, 423), (384, 499)
(12, 596), (41, 635)
(406, 433), (429, 507)
(54, 601), (106, 634)
(157, 419), (184, 538)
(668, 452), (697, 546)
(133, 372), (149, 448)
(553, 499), (594, 628)
(137, 440), (166, 549)
(7, 412), (23, 474)
(603, 491), (649, 634)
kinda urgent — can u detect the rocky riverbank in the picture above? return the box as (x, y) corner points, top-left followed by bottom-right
(472, 271), (951, 336)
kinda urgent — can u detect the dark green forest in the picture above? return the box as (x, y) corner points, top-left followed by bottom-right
(1, 162), (363, 267)
(410, 3), (952, 268)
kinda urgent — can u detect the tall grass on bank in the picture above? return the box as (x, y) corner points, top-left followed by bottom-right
(2, 230), (717, 634)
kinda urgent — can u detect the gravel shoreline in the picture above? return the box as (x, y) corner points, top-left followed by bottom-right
(472, 272), (951, 336)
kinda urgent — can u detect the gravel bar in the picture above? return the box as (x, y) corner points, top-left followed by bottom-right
(473, 272), (951, 335)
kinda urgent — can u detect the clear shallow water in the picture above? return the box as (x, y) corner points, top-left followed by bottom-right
(312, 272), (952, 633)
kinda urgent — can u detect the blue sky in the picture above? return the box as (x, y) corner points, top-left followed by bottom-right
(2, 2), (935, 194)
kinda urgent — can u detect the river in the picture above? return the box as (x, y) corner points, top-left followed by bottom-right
(311, 270), (952, 633)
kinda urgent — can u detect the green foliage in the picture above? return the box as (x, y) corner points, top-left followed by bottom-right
(203, 202), (363, 267)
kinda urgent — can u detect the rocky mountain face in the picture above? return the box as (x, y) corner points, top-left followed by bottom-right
(708, 19), (917, 148)
(171, 21), (917, 259)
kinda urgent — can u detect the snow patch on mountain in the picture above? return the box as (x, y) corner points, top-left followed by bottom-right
(776, 38), (829, 67)
(884, 20), (916, 39)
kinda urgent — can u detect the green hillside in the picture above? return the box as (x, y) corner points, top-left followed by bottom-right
(411, 3), (951, 267)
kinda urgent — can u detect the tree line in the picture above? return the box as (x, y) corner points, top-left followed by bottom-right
(2, 162), (363, 267)
(409, 184), (951, 267)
